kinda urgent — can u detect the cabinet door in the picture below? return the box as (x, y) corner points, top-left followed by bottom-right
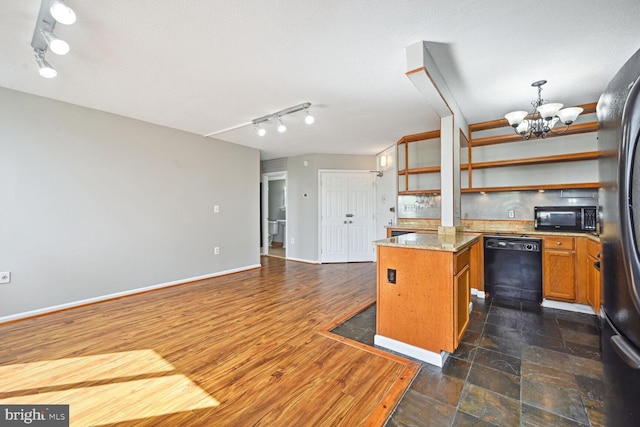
(543, 249), (576, 301)
(454, 264), (470, 347)
(587, 254), (601, 315)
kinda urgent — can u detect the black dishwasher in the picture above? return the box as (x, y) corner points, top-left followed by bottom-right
(484, 236), (542, 303)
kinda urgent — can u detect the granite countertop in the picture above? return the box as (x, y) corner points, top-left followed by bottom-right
(374, 232), (482, 252)
(386, 223), (600, 241)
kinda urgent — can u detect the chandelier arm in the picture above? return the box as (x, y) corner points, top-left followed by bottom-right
(548, 125), (571, 135)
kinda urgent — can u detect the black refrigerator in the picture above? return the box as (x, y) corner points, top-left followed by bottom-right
(598, 46), (640, 426)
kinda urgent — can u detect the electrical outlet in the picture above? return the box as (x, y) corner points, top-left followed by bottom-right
(214, 247), (220, 255)
(508, 209), (515, 218)
(214, 205), (220, 213)
(290, 237), (294, 245)
(0, 271), (11, 284)
(387, 268), (396, 284)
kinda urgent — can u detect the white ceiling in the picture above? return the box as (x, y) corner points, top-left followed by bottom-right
(2, 1), (640, 160)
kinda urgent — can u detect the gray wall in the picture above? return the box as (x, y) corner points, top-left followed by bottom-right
(286, 153), (376, 262)
(0, 87), (260, 319)
(376, 145), (397, 237)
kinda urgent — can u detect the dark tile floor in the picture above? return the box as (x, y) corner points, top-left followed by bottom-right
(330, 297), (604, 427)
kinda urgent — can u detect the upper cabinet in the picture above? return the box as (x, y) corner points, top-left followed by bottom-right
(397, 102), (599, 195)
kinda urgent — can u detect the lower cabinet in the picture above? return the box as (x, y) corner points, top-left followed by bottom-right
(376, 244), (472, 353)
(586, 239), (602, 315)
(542, 236), (576, 301)
(454, 259), (470, 347)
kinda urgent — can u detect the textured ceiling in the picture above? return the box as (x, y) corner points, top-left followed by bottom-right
(2, 1), (640, 160)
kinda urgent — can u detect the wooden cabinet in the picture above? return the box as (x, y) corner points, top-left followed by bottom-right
(542, 236), (576, 301)
(469, 237), (484, 292)
(376, 244), (472, 354)
(454, 248), (471, 347)
(586, 239), (602, 315)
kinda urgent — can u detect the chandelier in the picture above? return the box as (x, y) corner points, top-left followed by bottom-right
(504, 80), (583, 140)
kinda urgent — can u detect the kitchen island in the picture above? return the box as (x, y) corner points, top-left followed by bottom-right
(374, 232), (482, 366)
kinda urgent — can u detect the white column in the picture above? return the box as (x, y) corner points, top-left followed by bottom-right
(405, 41), (467, 233)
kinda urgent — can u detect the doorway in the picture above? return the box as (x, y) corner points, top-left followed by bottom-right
(262, 172), (287, 258)
(319, 171), (376, 263)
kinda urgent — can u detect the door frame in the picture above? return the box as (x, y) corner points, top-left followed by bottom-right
(261, 171), (287, 257)
(318, 169), (377, 263)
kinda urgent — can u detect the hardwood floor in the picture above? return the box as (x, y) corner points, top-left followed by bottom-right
(0, 257), (418, 426)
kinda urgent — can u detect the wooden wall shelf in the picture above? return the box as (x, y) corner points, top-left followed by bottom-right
(461, 182), (599, 194)
(471, 121), (598, 147)
(461, 151), (600, 170)
(398, 166), (441, 175)
(399, 189), (441, 195)
(396, 101), (599, 195)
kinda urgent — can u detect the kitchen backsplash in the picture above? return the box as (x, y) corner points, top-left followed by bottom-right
(398, 189), (599, 220)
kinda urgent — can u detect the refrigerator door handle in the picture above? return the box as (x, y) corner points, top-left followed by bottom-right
(611, 334), (640, 370)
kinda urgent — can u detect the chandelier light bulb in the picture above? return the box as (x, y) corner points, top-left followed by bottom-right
(504, 111), (528, 127)
(557, 107), (584, 125)
(516, 120), (529, 135)
(50, 0), (77, 25)
(536, 103), (563, 121)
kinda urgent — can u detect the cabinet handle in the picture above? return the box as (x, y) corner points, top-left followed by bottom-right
(557, 242), (562, 246)
(344, 221), (348, 224)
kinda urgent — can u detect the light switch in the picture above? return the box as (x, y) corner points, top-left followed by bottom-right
(214, 205), (220, 213)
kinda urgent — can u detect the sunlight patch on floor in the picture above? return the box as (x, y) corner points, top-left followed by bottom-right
(0, 350), (220, 425)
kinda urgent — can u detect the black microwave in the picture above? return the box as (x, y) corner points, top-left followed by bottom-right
(534, 206), (598, 232)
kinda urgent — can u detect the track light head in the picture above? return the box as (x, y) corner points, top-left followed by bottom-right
(255, 123), (266, 136)
(50, 0), (76, 25)
(35, 51), (57, 78)
(41, 30), (69, 55)
(304, 109), (315, 125)
(277, 118), (286, 133)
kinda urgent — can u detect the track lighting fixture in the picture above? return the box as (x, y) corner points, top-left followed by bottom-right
(255, 123), (266, 137)
(35, 51), (57, 78)
(41, 30), (69, 55)
(251, 102), (313, 136)
(304, 106), (315, 125)
(277, 118), (287, 133)
(31, 0), (76, 78)
(49, 0), (76, 25)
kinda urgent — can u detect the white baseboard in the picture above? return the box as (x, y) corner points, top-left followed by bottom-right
(0, 264), (261, 324)
(471, 288), (486, 299)
(541, 299), (596, 315)
(286, 257), (320, 264)
(374, 334), (449, 367)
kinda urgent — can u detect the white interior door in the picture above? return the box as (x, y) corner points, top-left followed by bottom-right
(347, 173), (375, 262)
(321, 172), (375, 263)
(320, 172), (349, 263)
